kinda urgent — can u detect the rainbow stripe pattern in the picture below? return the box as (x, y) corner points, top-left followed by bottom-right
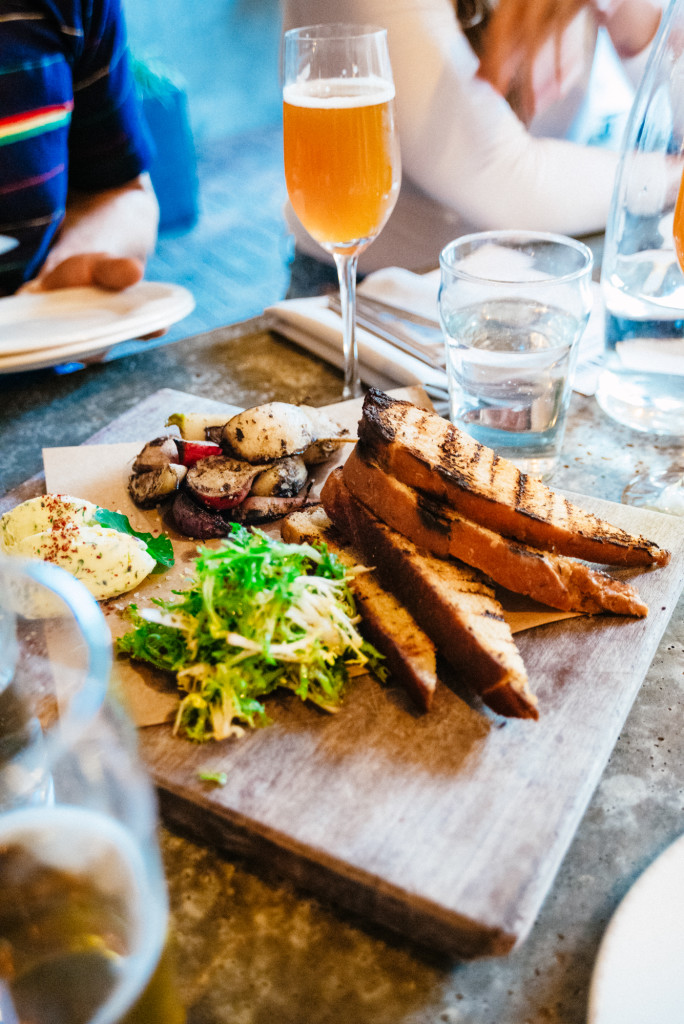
(0, 101), (73, 148)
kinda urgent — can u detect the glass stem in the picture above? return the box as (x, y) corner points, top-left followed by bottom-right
(333, 251), (361, 400)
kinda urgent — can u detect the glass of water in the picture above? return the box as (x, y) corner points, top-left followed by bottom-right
(438, 230), (593, 478)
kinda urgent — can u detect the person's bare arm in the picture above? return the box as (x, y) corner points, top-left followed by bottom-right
(595, 0), (663, 58)
(28, 173), (159, 291)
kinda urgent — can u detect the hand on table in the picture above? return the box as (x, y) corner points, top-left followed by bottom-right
(21, 253), (167, 339)
(26, 252), (145, 292)
(18, 174), (165, 337)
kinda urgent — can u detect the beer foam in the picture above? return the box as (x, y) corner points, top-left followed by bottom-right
(284, 76), (395, 108)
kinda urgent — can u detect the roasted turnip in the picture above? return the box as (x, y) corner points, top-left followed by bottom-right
(165, 412), (228, 441)
(250, 456), (308, 498)
(128, 464), (187, 508)
(185, 456), (265, 511)
(300, 408), (351, 464)
(221, 403), (317, 463)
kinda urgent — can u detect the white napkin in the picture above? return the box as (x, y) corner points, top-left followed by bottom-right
(265, 268), (605, 396)
(264, 269), (447, 393)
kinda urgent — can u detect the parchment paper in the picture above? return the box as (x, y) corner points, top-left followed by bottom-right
(43, 423), (579, 728)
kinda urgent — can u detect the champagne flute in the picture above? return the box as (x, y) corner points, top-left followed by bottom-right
(282, 23), (401, 399)
(0, 557), (175, 1024)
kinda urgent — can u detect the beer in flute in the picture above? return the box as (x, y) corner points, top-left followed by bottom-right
(283, 77), (400, 249)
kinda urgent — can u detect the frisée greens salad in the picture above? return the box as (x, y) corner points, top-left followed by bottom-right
(117, 524), (384, 741)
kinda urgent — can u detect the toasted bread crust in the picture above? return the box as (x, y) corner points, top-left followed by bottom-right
(321, 470), (538, 720)
(359, 389), (669, 568)
(342, 448), (648, 618)
(281, 506), (438, 711)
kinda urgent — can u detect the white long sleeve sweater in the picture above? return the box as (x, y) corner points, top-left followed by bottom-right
(282, 0), (652, 272)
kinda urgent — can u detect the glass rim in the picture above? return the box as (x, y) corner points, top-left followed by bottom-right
(439, 229), (594, 286)
(284, 23), (388, 42)
(0, 555), (111, 750)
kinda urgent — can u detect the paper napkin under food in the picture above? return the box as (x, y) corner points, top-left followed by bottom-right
(42, 387), (581, 728)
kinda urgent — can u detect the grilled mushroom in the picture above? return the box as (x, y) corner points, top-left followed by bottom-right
(250, 456), (308, 497)
(128, 464), (187, 508)
(131, 436), (179, 473)
(221, 403), (317, 463)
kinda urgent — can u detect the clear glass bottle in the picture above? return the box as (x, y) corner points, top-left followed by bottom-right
(597, 0), (684, 435)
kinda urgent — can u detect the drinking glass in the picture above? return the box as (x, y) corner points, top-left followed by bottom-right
(438, 230), (593, 478)
(0, 556), (171, 1024)
(282, 23), (401, 399)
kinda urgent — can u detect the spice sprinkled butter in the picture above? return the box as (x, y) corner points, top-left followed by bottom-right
(1, 495), (156, 601)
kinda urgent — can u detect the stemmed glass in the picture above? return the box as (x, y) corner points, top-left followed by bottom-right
(0, 556), (172, 1024)
(282, 23), (401, 399)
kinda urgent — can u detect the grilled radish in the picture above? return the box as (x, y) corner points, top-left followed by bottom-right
(232, 488), (312, 524)
(175, 438), (223, 467)
(170, 489), (230, 539)
(185, 456), (265, 510)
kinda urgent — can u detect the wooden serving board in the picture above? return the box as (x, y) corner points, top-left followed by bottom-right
(4, 387), (684, 960)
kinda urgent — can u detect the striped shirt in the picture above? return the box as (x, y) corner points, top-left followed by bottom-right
(0, 0), (152, 294)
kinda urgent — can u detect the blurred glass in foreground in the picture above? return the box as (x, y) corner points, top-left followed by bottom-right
(0, 556), (183, 1024)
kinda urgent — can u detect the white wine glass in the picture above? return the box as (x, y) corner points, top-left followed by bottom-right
(0, 556), (172, 1024)
(282, 23), (401, 399)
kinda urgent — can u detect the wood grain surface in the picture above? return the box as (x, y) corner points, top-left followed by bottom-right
(3, 386), (684, 960)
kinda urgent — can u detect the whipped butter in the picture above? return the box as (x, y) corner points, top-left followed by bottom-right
(0, 495), (155, 601)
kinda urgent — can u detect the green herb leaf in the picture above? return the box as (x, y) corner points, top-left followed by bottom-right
(93, 508), (175, 569)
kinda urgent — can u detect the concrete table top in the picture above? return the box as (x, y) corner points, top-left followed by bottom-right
(1, 317), (683, 1024)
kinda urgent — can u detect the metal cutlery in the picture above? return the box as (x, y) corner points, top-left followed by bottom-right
(326, 293), (450, 414)
(355, 292), (440, 329)
(327, 293), (446, 373)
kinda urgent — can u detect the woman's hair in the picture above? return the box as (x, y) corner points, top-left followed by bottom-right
(455, 0), (493, 56)
(462, 0), (591, 119)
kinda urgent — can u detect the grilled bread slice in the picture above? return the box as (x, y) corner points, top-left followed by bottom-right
(321, 469), (538, 720)
(281, 505), (439, 711)
(358, 389), (669, 568)
(342, 447), (648, 618)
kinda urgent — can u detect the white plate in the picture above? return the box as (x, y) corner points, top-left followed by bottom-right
(0, 330), (158, 373)
(0, 281), (195, 357)
(587, 833), (684, 1024)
